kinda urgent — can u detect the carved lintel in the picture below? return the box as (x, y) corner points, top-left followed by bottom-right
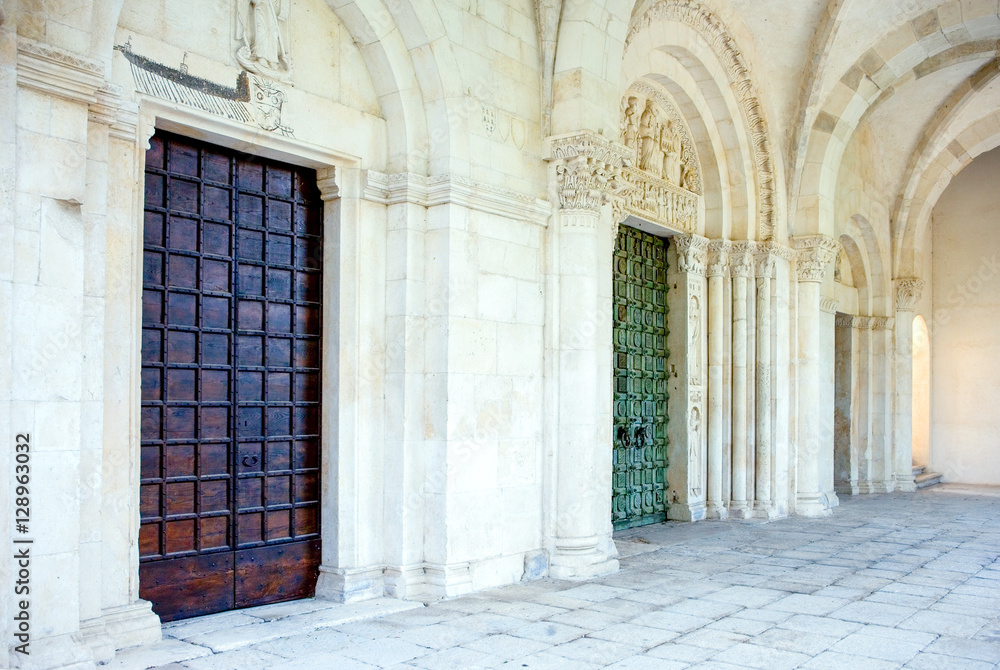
(547, 132), (632, 213)
(895, 278), (925, 311)
(792, 235), (840, 283)
(706, 239), (730, 277)
(17, 38), (105, 104)
(673, 234), (709, 276)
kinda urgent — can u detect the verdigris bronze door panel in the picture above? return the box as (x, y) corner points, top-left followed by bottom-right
(612, 226), (669, 530)
(139, 131), (322, 622)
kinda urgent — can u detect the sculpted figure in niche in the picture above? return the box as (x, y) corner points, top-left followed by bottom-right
(660, 119), (682, 186)
(236, 0), (293, 81)
(689, 406), (702, 496)
(638, 100), (659, 173)
(622, 97), (641, 157)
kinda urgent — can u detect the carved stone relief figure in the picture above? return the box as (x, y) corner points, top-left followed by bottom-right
(236, 0), (293, 82)
(638, 100), (659, 173)
(660, 119), (682, 186)
(689, 294), (701, 384)
(622, 96), (641, 154)
(689, 406), (702, 496)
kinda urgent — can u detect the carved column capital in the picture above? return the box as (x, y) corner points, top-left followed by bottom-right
(835, 314), (855, 329)
(706, 240), (730, 277)
(791, 235), (840, 283)
(547, 132), (632, 214)
(895, 278), (925, 311)
(729, 241), (755, 278)
(754, 244), (777, 279)
(673, 234), (709, 276)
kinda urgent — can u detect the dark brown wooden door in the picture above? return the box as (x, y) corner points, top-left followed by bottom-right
(139, 131), (323, 621)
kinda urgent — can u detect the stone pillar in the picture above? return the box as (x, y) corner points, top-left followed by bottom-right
(792, 235), (840, 516)
(753, 248), (777, 518)
(666, 234), (709, 521)
(546, 133), (627, 578)
(729, 244), (753, 518)
(893, 278), (924, 491)
(706, 241), (729, 519)
(834, 315), (859, 495)
(854, 317), (874, 492)
(870, 317), (895, 493)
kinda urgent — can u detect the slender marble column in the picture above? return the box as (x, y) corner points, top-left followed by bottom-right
(893, 278), (923, 492)
(706, 241), (729, 519)
(870, 317), (896, 492)
(791, 235), (840, 516)
(854, 317), (874, 492)
(729, 244), (753, 518)
(753, 248), (776, 518)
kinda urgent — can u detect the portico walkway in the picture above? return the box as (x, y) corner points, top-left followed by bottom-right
(107, 485), (1000, 670)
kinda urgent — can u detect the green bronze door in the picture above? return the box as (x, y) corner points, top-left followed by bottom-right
(612, 226), (669, 530)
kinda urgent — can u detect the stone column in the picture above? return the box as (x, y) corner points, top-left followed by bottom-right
(546, 133), (628, 578)
(666, 234), (709, 521)
(753, 247), (777, 518)
(893, 278), (924, 491)
(706, 241), (729, 519)
(870, 317), (895, 492)
(854, 317), (874, 492)
(791, 235), (840, 516)
(834, 315), (859, 495)
(729, 244), (753, 518)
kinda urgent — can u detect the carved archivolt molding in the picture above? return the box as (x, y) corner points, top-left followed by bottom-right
(792, 235), (841, 283)
(621, 81), (702, 194)
(626, 0), (776, 240)
(895, 278), (925, 311)
(673, 234), (709, 276)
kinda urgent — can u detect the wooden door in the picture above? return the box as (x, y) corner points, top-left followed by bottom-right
(139, 131), (323, 621)
(612, 226), (669, 530)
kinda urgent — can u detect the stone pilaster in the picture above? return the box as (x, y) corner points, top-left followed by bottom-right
(870, 317), (896, 493)
(791, 235), (840, 516)
(853, 317), (875, 493)
(666, 234), (709, 521)
(728, 244), (753, 518)
(893, 278), (924, 492)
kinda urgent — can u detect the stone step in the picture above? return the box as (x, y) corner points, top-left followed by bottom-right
(912, 465), (926, 476)
(915, 471), (943, 489)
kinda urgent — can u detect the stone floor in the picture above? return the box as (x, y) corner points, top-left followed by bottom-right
(107, 484), (1000, 670)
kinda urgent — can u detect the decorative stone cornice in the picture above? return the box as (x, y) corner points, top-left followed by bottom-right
(17, 38), (105, 104)
(820, 296), (840, 314)
(673, 234), (709, 276)
(835, 315), (854, 328)
(854, 316), (875, 330)
(895, 278), (925, 311)
(362, 171), (551, 226)
(872, 317), (895, 331)
(791, 235), (840, 283)
(546, 132), (632, 213)
(89, 84), (140, 141)
(706, 240), (730, 277)
(729, 241), (755, 278)
(626, 0), (775, 240)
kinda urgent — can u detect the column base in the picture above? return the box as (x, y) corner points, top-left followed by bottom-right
(423, 562), (474, 600)
(706, 502), (729, 520)
(752, 502), (780, 520)
(549, 535), (619, 580)
(10, 633), (95, 670)
(79, 618), (115, 665)
(315, 565), (385, 603)
(100, 600), (162, 651)
(835, 483), (860, 496)
(895, 473), (917, 492)
(728, 502), (751, 519)
(384, 564), (427, 600)
(795, 493), (834, 517)
(861, 480), (896, 494)
(667, 500), (707, 521)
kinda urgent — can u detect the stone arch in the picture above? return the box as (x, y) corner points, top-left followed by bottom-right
(838, 233), (870, 312)
(793, 0), (1000, 237)
(896, 111), (1000, 278)
(840, 214), (890, 317)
